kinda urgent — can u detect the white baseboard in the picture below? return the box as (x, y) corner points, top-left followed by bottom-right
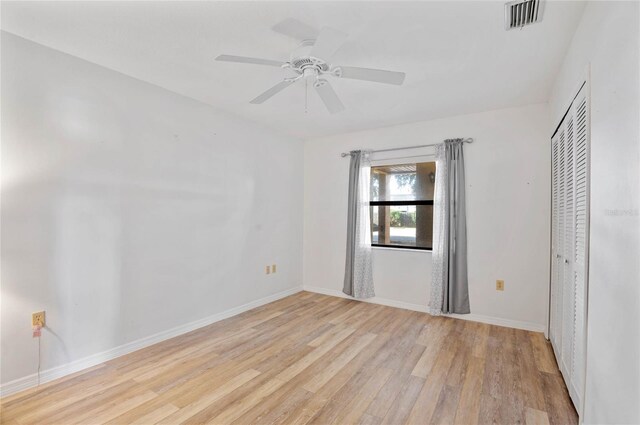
(446, 312), (546, 332)
(0, 286), (303, 398)
(302, 285), (545, 333)
(303, 285), (429, 313)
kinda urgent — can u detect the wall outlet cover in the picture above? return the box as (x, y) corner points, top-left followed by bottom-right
(32, 311), (45, 327)
(496, 280), (505, 291)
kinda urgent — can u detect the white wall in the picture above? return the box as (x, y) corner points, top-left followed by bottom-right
(548, 2), (640, 423)
(1, 33), (303, 388)
(304, 103), (551, 330)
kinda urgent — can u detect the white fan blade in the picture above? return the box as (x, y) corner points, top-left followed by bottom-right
(314, 79), (345, 114)
(272, 18), (318, 41)
(336, 66), (406, 85)
(309, 27), (347, 60)
(216, 54), (285, 67)
(250, 80), (296, 104)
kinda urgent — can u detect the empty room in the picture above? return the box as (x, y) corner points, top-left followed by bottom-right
(1, 1), (639, 424)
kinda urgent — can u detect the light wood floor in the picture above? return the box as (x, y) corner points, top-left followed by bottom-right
(1, 291), (577, 425)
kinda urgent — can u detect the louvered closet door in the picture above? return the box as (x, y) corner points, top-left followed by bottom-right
(550, 131), (563, 359)
(561, 113), (576, 380)
(549, 83), (589, 416)
(551, 126), (567, 362)
(569, 88), (589, 411)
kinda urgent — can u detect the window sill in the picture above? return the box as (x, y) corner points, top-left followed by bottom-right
(371, 246), (432, 253)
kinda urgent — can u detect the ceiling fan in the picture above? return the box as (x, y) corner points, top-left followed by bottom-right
(215, 18), (406, 114)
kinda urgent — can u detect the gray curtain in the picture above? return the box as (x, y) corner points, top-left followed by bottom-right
(343, 150), (374, 299)
(429, 139), (470, 314)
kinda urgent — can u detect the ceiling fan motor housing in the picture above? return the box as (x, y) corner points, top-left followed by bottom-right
(290, 40), (330, 78)
(291, 57), (329, 74)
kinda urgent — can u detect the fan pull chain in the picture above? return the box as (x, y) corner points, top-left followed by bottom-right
(305, 78), (308, 114)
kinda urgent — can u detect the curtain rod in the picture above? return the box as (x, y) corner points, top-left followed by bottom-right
(340, 138), (474, 157)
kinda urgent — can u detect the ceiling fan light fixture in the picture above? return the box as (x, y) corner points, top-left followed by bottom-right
(303, 68), (318, 78)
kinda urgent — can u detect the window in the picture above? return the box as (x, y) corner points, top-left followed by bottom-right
(370, 161), (436, 250)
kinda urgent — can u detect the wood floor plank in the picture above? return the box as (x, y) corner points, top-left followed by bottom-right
(430, 384), (462, 425)
(470, 322), (491, 359)
(308, 323), (348, 347)
(249, 387), (314, 425)
(16, 379), (141, 425)
(0, 367), (127, 423)
(526, 407), (551, 425)
(452, 353), (484, 425)
(69, 389), (157, 425)
(517, 330), (548, 411)
(328, 367), (394, 425)
(308, 367), (393, 425)
(312, 332), (392, 401)
(163, 359), (250, 408)
(366, 342), (425, 418)
(104, 397), (179, 425)
(328, 301), (368, 325)
(358, 413), (383, 425)
(0, 363), (108, 407)
(0, 292), (577, 425)
(411, 318), (452, 378)
(405, 326), (460, 424)
(156, 368), (262, 424)
(530, 332), (559, 374)
(498, 327), (527, 425)
(131, 404), (179, 425)
(172, 373), (277, 424)
(276, 327), (356, 382)
(160, 365), (239, 404)
(541, 372), (579, 425)
(302, 332), (377, 393)
(477, 326), (506, 424)
(281, 394), (329, 425)
(379, 375), (425, 425)
(416, 316), (446, 346)
(443, 321), (471, 389)
(205, 378), (287, 424)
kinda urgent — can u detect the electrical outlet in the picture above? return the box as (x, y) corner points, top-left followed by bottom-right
(265, 265), (270, 275)
(272, 264), (277, 273)
(32, 311), (46, 327)
(496, 280), (505, 291)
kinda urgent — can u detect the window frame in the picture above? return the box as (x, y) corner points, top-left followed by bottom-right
(369, 162), (435, 252)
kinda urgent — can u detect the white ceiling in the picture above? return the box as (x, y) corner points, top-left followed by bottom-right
(1, 1), (585, 139)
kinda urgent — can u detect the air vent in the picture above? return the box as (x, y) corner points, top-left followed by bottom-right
(505, 0), (544, 30)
